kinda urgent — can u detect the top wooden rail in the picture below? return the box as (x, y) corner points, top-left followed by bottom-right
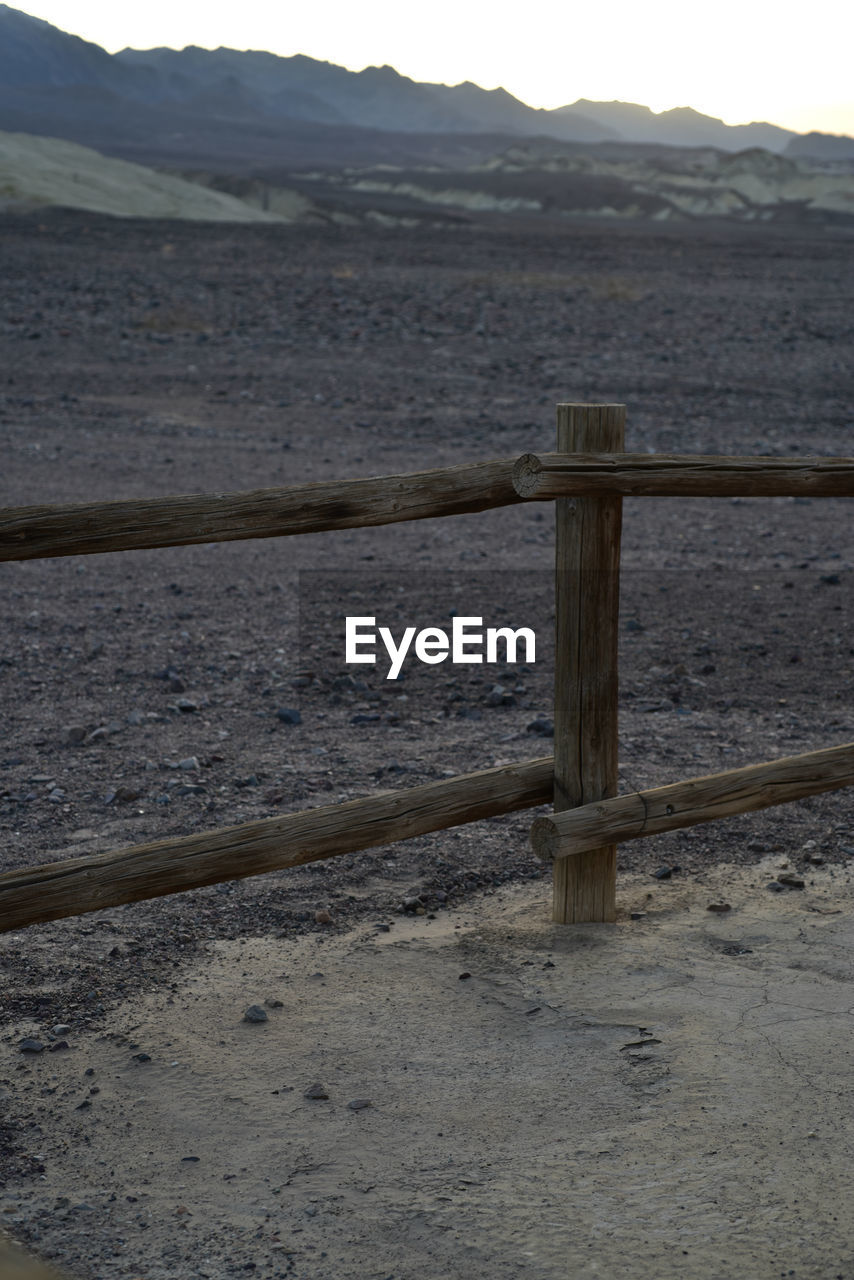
(2, 451), (853, 563)
(512, 452), (854, 499)
(0, 457), (523, 562)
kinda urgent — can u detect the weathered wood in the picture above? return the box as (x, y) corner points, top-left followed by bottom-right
(532, 743), (854, 861)
(0, 757), (553, 933)
(0, 458), (523, 562)
(513, 452), (854, 498)
(552, 406), (624, 923)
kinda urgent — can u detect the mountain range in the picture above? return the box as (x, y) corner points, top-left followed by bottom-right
(2, 3), (852, 174)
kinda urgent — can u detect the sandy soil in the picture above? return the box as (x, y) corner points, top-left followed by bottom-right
(0, 210), (853, 1276)
(5, 862), (854, 1279)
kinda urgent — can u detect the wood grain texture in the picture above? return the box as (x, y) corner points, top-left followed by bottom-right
(513, 452), (854, 498)
(552, 406), (625, 923)
(0, 458), (523, 562)
(0, 757), (553, 932)
(532, 743), (854, 860)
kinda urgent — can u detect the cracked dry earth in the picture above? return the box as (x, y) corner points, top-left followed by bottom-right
(0, 209), (853, 1278)
(5, 866), (854, 1280)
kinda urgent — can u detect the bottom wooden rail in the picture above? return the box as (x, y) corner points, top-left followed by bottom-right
(0, 757), (554, 933)
(531, 743), (854, 861)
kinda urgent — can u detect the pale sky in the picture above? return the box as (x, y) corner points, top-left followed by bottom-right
(12, 0), (854, 137)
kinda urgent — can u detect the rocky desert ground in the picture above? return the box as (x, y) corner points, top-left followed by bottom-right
(0, 208), (853, 1278)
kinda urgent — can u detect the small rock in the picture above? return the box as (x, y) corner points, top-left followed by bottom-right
(243, 1005), (268, 1024)
(625, 618), (644, 632)
(653, 866), (673, 880)
(175, 697), (198, 713)
(767, 881), (786, 893)
(132, 1052), (152, 1062)
(304, 1083), (329, 1100)
(19, 1038), (45, 1054)
(51, 1024), (71, 1036)
(314, 909), (334, 925)
(178, 756), (199, 771)
(526, 717), (554, 737)
(48, 1040), (70, 1053)
(347, 1099), (372, 1111)
(706, 902), (731, 913)
(126, 710), (146, 726)
(277, 707), (302, 725)
(459, 972), (472, 981)
(111, 786), (142, 804)
(777, 873), (805, 889)
(630, 911), (646, 920)
(64, 725), (87, 745)
(265, 999), (284, 1009)
(350, 713), (380, 725)
(722, 944), (753, 956)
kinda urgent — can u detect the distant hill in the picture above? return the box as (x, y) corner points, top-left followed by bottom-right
(784, 131), (854, 162)
(1, 3), (850, 176)
(562, 100), (795, 152)
(0, 128), (301, 220)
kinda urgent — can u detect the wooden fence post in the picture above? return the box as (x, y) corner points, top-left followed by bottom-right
(552, 403), (625, 923)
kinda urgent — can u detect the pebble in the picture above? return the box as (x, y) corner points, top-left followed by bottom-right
(777, 873), (805, 889)
(175, 697), (198, 713)
(351, 713), (380, 725)
(314, 910), (334, 925)
(178, 756), (200, 771)
(243, 1005), (268, 1024)
(706, 902), (732, 913)
(64, 725), (87, 745)
(767, 881), (786, 893)
(277, 707), (302, 725)
(51, 1024), (71, 1036)
(526, 717), (554, 737)
(653, 866), (673, 880)
(19, 1038), (45, 1054)
(347, 1099), (372, 1111)
(106, 785), (142, 804)
(48, 1040), (70, 1053)
(304, 1083), (329, 1100)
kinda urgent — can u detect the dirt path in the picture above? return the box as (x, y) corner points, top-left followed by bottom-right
(4, 860), (854, 1279)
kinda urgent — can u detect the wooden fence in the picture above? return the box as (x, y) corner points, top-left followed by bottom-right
(1, 403), (852, 930)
